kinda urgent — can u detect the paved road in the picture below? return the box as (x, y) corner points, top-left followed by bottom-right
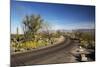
(11, 39), (80, 67)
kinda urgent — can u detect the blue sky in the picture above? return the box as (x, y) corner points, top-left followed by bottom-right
(11, 0), (95, 34)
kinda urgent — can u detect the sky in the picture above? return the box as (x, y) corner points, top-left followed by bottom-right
(11, 0), (95, 34)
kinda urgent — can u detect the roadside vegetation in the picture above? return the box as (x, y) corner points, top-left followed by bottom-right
(11, 14), (62, 52)
(74, 31), (95, 61)
(74, 31), (95, 49)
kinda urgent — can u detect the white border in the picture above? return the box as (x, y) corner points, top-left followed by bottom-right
(0, 0), (98, 67)
(0, 0), (10, 67)
(18, 0), (95, 5)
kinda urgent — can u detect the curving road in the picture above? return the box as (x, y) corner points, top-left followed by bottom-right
(11, 38), (80, 67)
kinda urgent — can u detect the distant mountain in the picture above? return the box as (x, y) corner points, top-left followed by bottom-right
(72, 29), (95, 33)
(39, 29), (95, 33)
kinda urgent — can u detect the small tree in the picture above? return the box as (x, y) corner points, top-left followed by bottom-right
(22, 14), (44, 41)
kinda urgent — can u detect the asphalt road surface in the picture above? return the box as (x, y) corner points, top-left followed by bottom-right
(11, 39), (81, 67)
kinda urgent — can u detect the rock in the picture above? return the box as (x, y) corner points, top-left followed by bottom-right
(81, 54), (88, 61)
